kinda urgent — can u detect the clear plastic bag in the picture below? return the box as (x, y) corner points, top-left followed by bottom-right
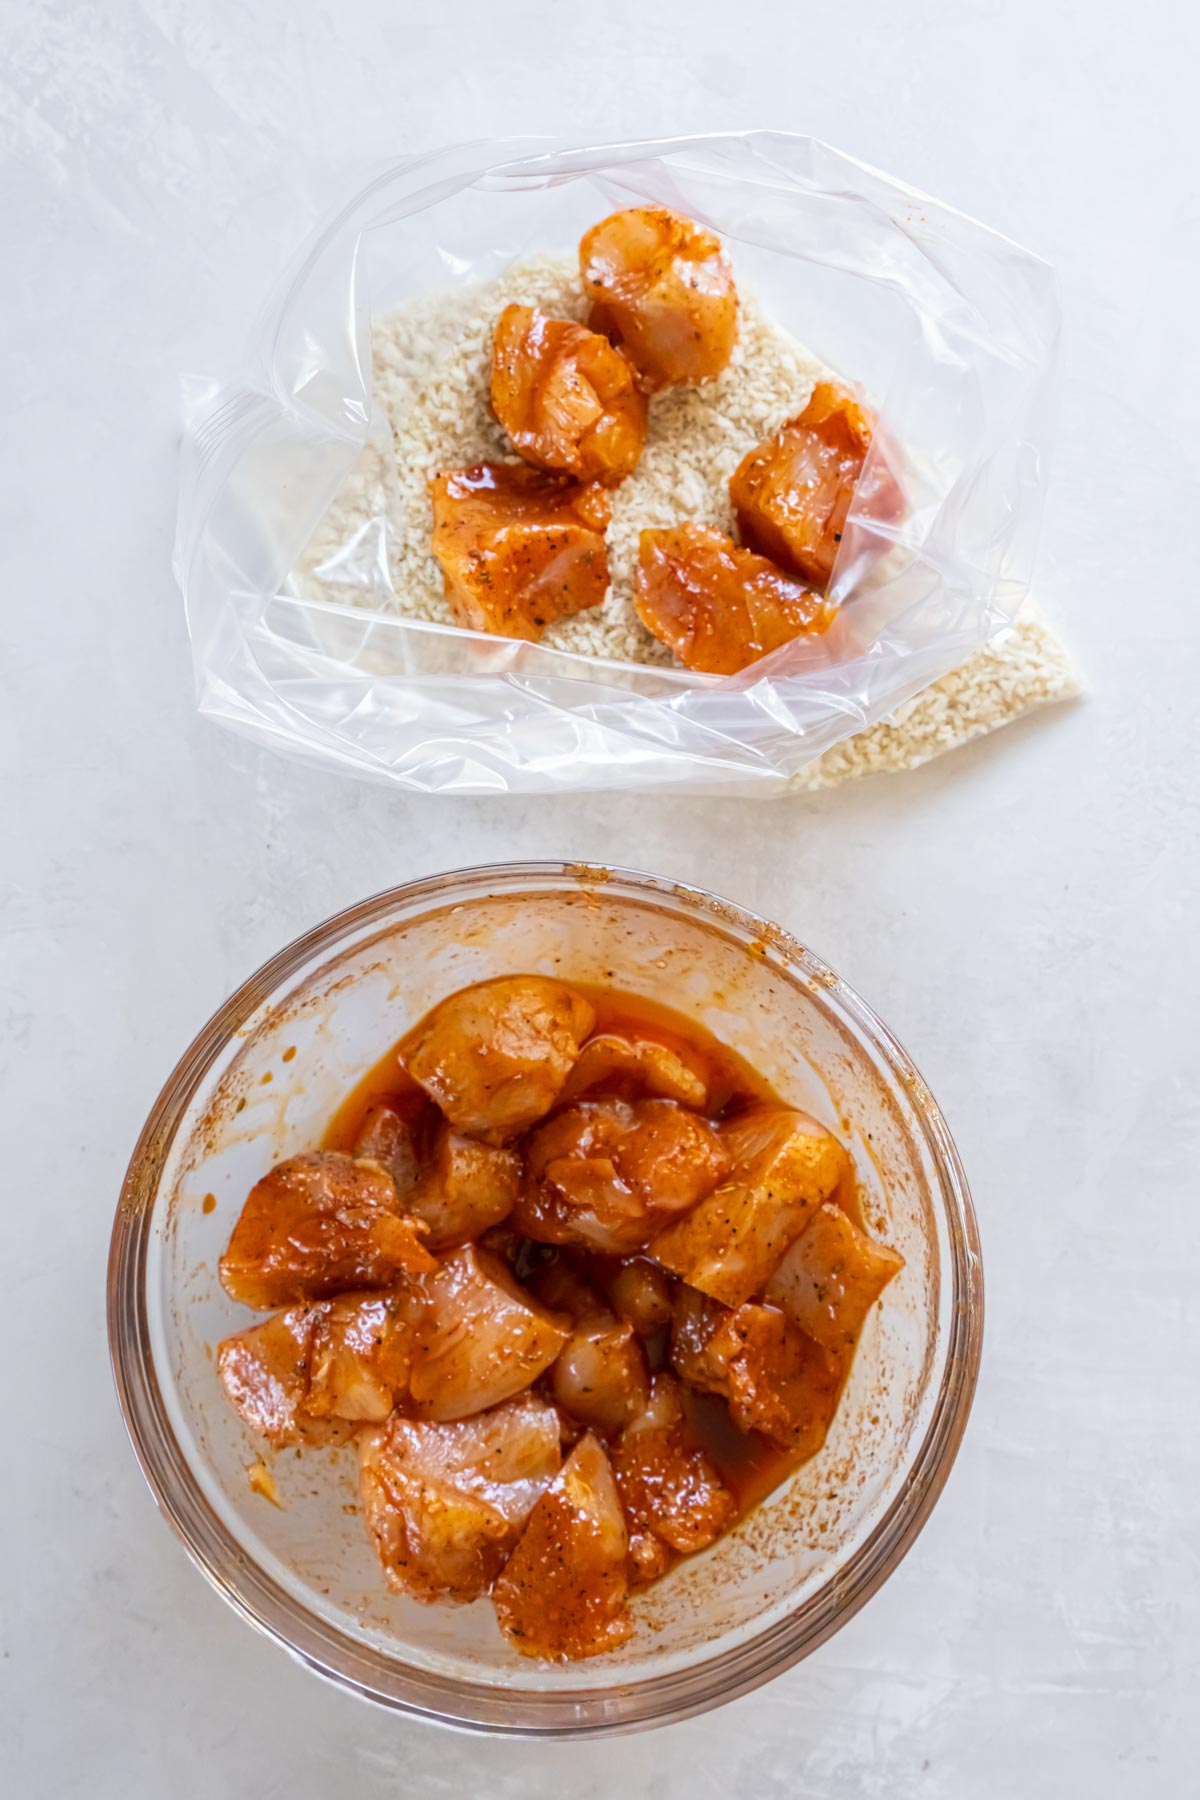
(176, 132), (1058, 795)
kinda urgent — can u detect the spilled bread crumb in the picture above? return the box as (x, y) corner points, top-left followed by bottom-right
(791, 609), (1081, 788)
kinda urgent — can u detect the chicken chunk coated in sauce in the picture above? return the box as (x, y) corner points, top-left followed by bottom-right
(352, 1104), (419, 1199)
(531, 1268), (651, 1434)
(634, 523), (831, 676)
(218, 1288), (417, 1447)
(558, 1031), (708, 1109)
(305, 1290), (418, 1424)
(580, 206), (738, 392)
(552, 1317), (650, 1436)
(406, 1122), (520, 1251)
(729, 381), (904, 590)
(429, 462), (611, 641)
(493, 1432), (633, 1659)
(358, 1394), (563, 1604)
(219, 1152), (434, 1310)
(613, 1374), (736, 1581)
(671, 1288), (843, 1454)
(596, 1254), (677, 1338)
(217, 1304), (334, 1450)
(408, 1245), (569, 1421)
(401, 975), (596, 1144)
(764, 1201), (905, 1353)
(517, 1096), (728, 1253)
(491, 305), (647, 486)
(651, 1107), (847, 1306)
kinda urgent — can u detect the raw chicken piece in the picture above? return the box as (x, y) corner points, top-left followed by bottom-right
(669, 1284), (738, 1394)
(651, 1108), (848, 1306)
(401, 975), (596, 1144)
(515, 1110), (642, 1251)
(634, 523), (831, 676)
(516, 1097), (728, 1253)
(493, 1432), (634, 1659)
(522, 1258), (650, 1433)
(580, 207), (737, 392)
(304, 1290), (417, 1424)
(671, 1290), (843, 1454)
(716, 1304), (844, 1454)
(408, 1246), (569, 1421)
(217, 1289), (415, 1446)
(358, 1394), (562, 1603)
(550, 1309), (650, 1435)
(219, 1152), (435, 1309)
(729, 381), (904, 590)
(352, 1104), (420, 1199)
(764, 1202), (904, 1353)
(613, 1374), (735, 1573)
(491, 305), (647, 485)
(597, 1254), (676, 1337)
(217, 1304), (332, 1449)
(407, 1122), (520, 1251)
(428, 462), (611, 641)
(558, 1031), (708, 1109)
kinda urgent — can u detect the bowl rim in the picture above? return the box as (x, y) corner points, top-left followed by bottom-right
(107, 861), (983, 1737)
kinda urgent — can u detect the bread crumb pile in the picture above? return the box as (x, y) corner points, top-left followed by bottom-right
(790, 608), (1080, 789)
(295, 256), (1078, 784)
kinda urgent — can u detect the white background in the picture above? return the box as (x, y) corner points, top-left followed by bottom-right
(4, 2), (1199, 1794)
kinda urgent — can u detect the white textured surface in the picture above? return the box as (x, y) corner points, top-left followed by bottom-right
(3, 2), (1198, 1794)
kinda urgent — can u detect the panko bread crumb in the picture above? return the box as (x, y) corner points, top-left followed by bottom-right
(791, 608), (1081, 789)
(295, 255), (1078, 783)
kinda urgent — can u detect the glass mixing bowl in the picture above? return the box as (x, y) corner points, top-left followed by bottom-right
(108, 863), (982, 1736)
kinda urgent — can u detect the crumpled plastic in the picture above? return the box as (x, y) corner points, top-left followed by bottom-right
(176, 132), (1059, 795)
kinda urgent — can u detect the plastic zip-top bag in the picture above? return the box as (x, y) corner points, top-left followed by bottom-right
(176, 132), (1058, 795)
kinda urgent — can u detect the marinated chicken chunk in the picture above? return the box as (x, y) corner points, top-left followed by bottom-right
(428, 463), (611, 641)
(517, 1097), (728, 1252)
(714, 1303), (844, 1454)
(219, 1152), (435, 1310)
(729, 381), (904, 590)
(634, 523), (831, 676)
(408, 1245), (569, 1421)
(764, 1201), (905, 1353)
(551, 1318), (650, 1435)
(217, 1304), (332, 1449)
(352, 1104), (420, 1200)
(491, 305), (647, 486)
(580, 206), (738, 392)
(651, 1108), (848, 1306)
(671, 1289), (843, 1454)
(401, 976), (596, 1144)
(493, 1432), (633, 1659)
(406, 1122), (520, 1251)
(558, 1031), (708, 1109)
(613, 1375), (735, 1579)
(597, 1254), (676, 1338)
(543, 1267), (651, 1432)
(358, 1394), (562, 1603)
(305, 1290), (418, 1424)
(669, 1285), (738, 1395)
(218, 1289), (416, 1446)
